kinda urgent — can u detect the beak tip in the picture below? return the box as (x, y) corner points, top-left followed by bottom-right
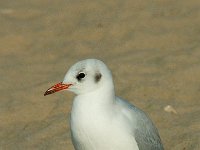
(44, 92), (48, 96)
(44, 90), (54, 96)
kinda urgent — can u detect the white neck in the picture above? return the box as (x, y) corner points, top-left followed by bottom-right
(73, 85), (115, 114)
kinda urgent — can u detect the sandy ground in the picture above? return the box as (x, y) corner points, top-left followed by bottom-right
(0, 0), (200, 149)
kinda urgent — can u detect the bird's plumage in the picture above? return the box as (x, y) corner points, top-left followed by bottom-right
(45, 59), (164, 150)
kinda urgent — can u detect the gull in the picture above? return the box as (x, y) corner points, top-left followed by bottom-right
(44, 59), (164, 150)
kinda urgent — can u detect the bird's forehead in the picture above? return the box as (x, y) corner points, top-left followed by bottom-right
(70, 66), (85, 75)
(72, 61), (99, 72)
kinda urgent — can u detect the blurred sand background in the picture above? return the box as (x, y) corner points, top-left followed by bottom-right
(0, 0), (200, 149)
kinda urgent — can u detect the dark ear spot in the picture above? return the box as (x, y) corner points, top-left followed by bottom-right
(95, 73), (102, 83)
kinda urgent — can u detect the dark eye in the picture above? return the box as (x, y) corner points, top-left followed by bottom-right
(76, 72), (86, 81)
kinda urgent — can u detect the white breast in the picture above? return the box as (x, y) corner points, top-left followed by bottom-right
(70, 96), (139, 150)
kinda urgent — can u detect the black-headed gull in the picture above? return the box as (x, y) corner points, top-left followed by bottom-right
(44, 59), (164, 150)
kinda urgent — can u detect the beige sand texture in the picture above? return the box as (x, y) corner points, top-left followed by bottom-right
(0, 0), (200, 149)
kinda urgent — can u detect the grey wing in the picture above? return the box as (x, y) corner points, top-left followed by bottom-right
(116, 98), (164, 150)
(134, 116), (164, 150)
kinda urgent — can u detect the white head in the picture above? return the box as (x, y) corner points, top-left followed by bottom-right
(44, 59), (114, 96)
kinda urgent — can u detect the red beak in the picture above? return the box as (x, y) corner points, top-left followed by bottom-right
(44, 82), (72, 96)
